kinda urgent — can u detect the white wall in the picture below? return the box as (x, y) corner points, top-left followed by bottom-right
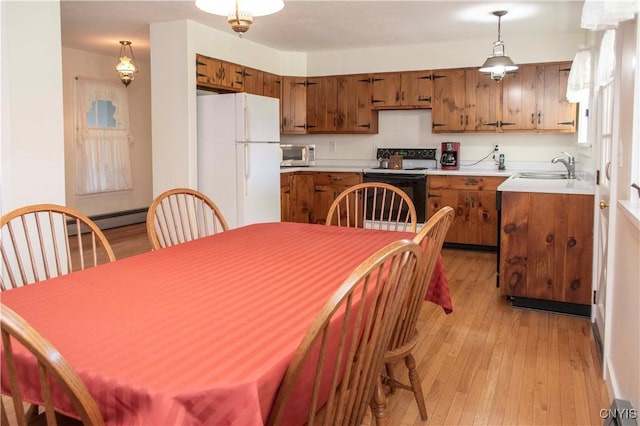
(150, 20), (305, 197)
(1, 1), (65, 214)
(61, 47), (152, 216)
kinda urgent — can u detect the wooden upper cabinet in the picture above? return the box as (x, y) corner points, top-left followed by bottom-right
(432, 69), (467, 132)
(242, 67), (264, 96)
(263, 72), (281, 99)
(371, 72), (402, 108)
(501, 64), (538, 131)
(402, 71), (434, 108)
(281, 76), (308, 134)
(336, 74), (378, 133)
(196, 54), (243, 91)
(306, 76), (338, 133)
(371, 71), (433, 109)
(465, 69), (501, 132)
(536, 62), (576, 132)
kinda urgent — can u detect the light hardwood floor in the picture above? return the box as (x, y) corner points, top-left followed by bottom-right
(4, 223), (610, 425)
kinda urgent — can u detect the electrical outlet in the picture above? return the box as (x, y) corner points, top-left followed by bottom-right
(493, 144), (499, 152)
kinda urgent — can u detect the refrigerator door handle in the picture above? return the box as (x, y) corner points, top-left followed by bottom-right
(244, 143), (250, 196)
(244, 102), (251, 142)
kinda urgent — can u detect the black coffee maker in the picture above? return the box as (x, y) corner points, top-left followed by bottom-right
(440, 142), (460, 170)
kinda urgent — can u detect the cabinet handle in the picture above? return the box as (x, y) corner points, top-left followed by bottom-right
(371, 98), (385, 104)
(402, 91), (405, 101)
(486, 122), (499, 127)
(427, 193), (442, 198)
(558, 120), (575, 126)
(396, 92), (401, 102)
(418, 96), (431, 102)
(465, 115), (469, 126)
(531, 113), (535, 124)
(537, 112), (542, 124)
(196, 60), (206, 66)
(501, 122), (516, 127)
(357, 123), (371, 128)
(460, 115), (464, 125)
(432, 123), (446, 128)
(294, 125), (308, 129)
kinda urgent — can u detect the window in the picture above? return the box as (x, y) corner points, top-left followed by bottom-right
(74, 78), (133, 195)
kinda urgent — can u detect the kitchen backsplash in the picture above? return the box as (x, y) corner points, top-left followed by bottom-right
(281, 109), (594, 171)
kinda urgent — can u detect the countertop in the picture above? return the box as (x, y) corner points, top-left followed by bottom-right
(280, 161), (596, 195)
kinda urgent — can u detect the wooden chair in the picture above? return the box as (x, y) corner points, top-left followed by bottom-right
(0, 204), (116, 291)
(1, 304), (105, 425)
(382, 206), (454, 420)
(146, 188), (229, 250)
(325, 182), (417, 232)
(267, 240), (422, 426)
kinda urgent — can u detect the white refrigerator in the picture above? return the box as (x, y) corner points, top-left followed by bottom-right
(197, 93), (281, 229)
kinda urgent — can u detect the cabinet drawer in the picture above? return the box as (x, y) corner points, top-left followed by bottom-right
(428, 175), (505, 191)
(314, 172), (361, 187)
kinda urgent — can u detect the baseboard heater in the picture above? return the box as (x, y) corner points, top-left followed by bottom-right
(68, 207), (148, 234)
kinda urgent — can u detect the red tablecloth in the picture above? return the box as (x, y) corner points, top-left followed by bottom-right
(1, 222), (450, 425)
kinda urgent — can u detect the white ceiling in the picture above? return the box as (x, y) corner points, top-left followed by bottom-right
(60, 0), (585, 61)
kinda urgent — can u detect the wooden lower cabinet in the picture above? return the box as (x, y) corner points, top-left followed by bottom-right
(499, 192), (593, 305)
(427, 175), (505, 246)
(280, 171), (362, 224)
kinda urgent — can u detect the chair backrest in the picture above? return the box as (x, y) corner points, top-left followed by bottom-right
(0, 304), (105, 426)
(325, 182), (417, 232)
(267, 240), (422, 426)
(0, 204), (116, 291)
(146, 188), (229, 250)
(387, 206), (454, 354)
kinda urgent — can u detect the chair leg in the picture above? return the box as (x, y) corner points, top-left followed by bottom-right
(405, 353), (428, 421)
(384, 363), (397, 394)
(372, 375), (388, 426)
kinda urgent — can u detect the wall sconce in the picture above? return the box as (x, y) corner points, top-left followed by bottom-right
(195, 0), (284, 37)
(116, 41), (138, 87)
(479, 11), (518, 82)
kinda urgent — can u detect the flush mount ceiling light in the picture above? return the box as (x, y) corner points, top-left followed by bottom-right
(116, 41), (138, 87)
(479, 10), (519, 82)
(195, 0), (284, 37)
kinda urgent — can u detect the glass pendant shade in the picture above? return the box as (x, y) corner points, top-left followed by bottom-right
(195, 0), (284, 35)
(116, 41), (137, 86)
(479, 11), (518, 82)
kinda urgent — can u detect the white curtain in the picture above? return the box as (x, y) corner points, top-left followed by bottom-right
(567, 47), (593, 103)
(581, 0), (640, 30)
(75, 78), (133, 195)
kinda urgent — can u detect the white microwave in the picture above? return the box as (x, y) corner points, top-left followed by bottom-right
(280, 144), (316, 167)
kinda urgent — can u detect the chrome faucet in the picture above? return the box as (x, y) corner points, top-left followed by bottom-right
(551, 151), (576, 179)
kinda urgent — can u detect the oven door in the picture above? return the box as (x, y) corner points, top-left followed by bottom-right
(362, 173), (427, 223)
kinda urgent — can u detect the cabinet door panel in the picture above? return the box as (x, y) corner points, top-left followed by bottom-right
(501, 64), (538, 130)
(281, 77), (307, 134)
(527, 193), (561, 301)
(537, 63), (577, 131)
(500, 192), (530, 296)
(263, 72), (281, 99)
(432, 69), (466, 132)
(465, 70), (501, 131)
(371, 72), (401, 108)
(561, 194), (593, 304)
(280, 174), (291, 222)
(243, 67), (263, 95)
(337, 75), (376, 133)
(476, 190), (500, 246)
(289, 174), (315, 223)
(401, 71), (433, 107)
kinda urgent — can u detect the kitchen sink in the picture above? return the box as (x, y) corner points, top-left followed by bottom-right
(515, 172), (571, 180)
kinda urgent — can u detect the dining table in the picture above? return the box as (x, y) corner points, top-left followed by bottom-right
(0, 221), (451, 426)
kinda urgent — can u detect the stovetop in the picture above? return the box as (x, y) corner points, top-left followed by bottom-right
(367, 148), (437, 175)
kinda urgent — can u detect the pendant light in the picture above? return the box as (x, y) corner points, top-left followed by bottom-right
(479, 11), (518, 82)
(195, 0), (285, 37)
(116, 41), (138, 87)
